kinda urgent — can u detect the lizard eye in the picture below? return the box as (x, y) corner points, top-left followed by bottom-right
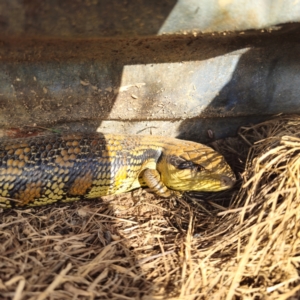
(195, 164), (205, 172)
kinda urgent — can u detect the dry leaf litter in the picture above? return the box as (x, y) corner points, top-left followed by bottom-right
(1, 114), (300, 299)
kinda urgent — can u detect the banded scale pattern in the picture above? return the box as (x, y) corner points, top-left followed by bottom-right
(0, 133), (162, 208)
(0, 132), (236, 209)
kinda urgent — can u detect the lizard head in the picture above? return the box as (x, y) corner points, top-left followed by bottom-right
(157, 141), (236, 192)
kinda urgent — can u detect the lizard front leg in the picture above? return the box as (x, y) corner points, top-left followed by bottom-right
(142, 169), (181, 198)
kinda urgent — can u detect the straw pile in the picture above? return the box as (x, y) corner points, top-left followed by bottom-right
(1, 115), (300, 300)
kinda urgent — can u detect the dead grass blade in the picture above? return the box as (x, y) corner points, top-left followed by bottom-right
(2, 115), (300, 299)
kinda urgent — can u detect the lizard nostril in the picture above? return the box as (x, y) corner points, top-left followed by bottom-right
(220, 175), (235, 188)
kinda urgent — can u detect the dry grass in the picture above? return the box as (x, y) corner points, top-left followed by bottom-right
(1, 115), (300, 299)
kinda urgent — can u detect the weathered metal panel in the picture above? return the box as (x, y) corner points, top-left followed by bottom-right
(0, 0), (300, 37)
(0, 0), (300, 142)
(0, 25), (299, 142)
